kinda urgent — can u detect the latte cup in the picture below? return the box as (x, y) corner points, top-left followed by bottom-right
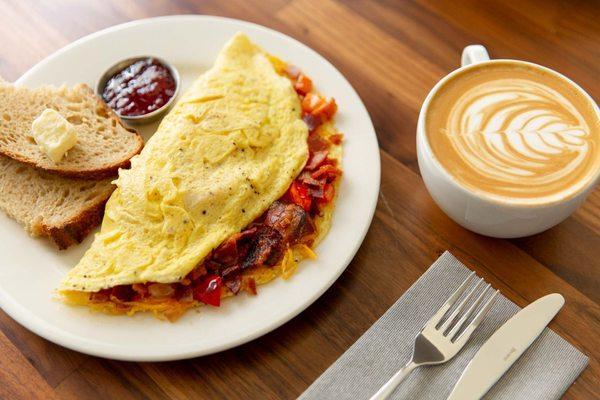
(417, 45), (600, 238)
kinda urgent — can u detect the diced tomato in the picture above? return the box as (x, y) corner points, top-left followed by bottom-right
(288, 181), (312, 211)
(312, 164), (342, 181)
(294, 74), (313, 95)
(312, 98), (337, 120)
(193, 274), (222, 307)
(302, 93), (337, 121)
(302, 93), (322, 114)
(329, 133), (344, 145)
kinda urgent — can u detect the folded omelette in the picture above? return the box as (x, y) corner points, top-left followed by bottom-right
(60, 33), (342, 320)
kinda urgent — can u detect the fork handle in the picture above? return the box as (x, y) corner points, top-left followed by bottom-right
(369, 360), (418, 400)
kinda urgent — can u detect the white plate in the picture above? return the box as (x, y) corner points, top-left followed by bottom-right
(1, 15), (380, 361)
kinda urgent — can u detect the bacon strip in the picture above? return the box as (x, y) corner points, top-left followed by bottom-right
(264, 201), (314, 244)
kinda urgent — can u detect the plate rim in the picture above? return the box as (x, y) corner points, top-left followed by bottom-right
(4, 14), (381, 361)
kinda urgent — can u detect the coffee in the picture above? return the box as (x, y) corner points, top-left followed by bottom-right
(425, 61), (600, 204)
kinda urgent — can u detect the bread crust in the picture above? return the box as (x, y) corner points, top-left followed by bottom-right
(41, 187), (113, 249)
(0, 84), (144, 180)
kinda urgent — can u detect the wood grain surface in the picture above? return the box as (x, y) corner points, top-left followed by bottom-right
(0, 0), (598, 398)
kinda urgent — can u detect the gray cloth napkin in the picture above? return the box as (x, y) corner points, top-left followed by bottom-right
(300, 251), (588, 400)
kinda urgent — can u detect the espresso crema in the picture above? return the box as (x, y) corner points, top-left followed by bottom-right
(426, 61), (600, 204)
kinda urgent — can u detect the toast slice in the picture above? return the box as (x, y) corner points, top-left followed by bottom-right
(0, 154), (115, 249)
(0, 81), (143, 179)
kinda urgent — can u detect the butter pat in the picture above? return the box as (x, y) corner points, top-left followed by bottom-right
(31, 109), (78, 163)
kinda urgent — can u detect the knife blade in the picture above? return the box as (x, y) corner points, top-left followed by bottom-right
(447, 293), (564, 400)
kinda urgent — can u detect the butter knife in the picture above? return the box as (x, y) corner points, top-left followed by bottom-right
(447, 293), (564, 400)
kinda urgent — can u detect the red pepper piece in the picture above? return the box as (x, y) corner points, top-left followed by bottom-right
(294, 74), (313, 95)
(194, 274), (222, 307)
(288, 181), (312, 211)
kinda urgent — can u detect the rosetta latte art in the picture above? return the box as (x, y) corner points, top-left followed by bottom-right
(444, 78), (593, 196)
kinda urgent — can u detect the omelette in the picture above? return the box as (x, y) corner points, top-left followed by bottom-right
(60, 33), (343, 321)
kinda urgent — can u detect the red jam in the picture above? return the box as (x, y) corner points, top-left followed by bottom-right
(101, 58), (176, 117)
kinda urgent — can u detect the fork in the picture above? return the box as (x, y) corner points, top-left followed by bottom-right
(369, 272), (498, 400)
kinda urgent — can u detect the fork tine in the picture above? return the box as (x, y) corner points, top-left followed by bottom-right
(429, 272), (476, 327)
(453, 290), (499, 345)
(447, 284), (490, 340)
(439, 277), (484, 333)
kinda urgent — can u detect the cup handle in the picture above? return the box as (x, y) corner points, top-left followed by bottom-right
(461, 45), (490, 67)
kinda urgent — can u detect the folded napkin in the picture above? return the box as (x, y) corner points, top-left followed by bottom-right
(300, 251), (588, 400)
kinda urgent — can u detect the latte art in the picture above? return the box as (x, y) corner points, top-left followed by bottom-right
(426, 62), (600, 203)
(446, 79), (590, 192)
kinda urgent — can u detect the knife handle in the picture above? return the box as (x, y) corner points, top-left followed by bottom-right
(369, 360), (418, 400)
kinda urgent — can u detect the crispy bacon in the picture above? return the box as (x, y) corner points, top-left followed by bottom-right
(310, 183), (335, 203)
(308, 133), (330, 152)
(212, 227), (257, 267)
(224, 275), (242, 294)
(221, 264), (241, 278)
(265, 201), (315, 244)
(241, 226), (284, 269)
(305, 150), (328, 170)
(298, 170), (321, 186)
(312, 164), (342, 181)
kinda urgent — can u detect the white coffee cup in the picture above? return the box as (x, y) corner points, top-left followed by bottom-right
(416, 45), (600, 238)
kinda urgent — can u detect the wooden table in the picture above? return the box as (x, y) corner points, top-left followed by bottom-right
(0, 1), (598, 398)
